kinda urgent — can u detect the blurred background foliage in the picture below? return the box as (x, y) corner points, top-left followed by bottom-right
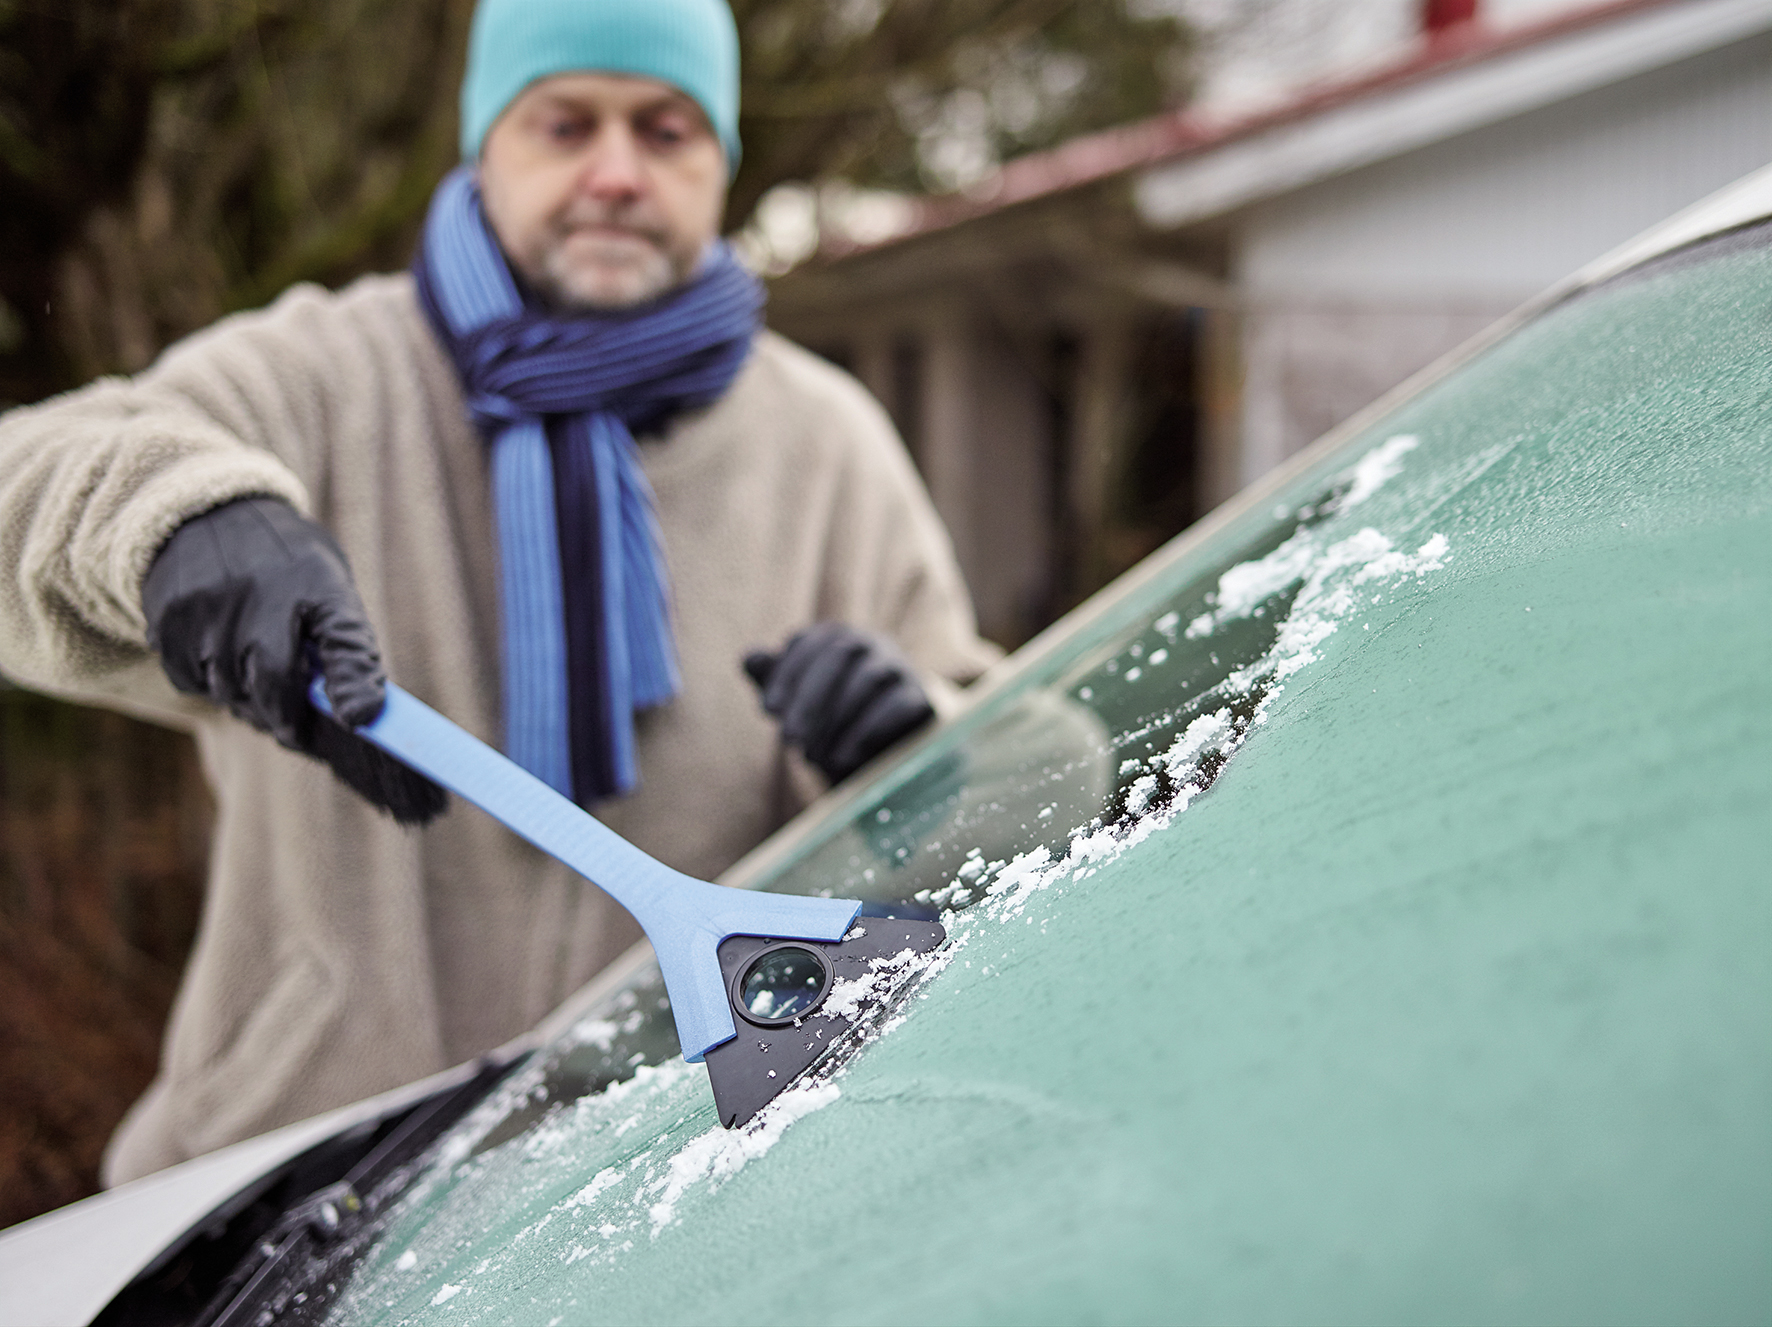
(0, 0), (1194, 1225)
(0, 0), (1191, 404)
(0, 0), (476, 404)
(0, 692), (212, 1230)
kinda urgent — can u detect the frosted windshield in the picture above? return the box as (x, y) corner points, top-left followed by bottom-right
(274, 220), (1772, 1325)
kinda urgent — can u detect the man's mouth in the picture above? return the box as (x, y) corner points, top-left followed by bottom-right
(536, 216), (683, 308)
(561, 223), (665, 251)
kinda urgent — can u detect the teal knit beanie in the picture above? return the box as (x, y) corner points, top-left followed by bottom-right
(460, 0), (741, 169)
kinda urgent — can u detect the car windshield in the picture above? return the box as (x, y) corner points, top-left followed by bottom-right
(161, 218), (1772, 1325)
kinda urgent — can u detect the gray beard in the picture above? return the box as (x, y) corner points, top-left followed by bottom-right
(529, 225), (702, 312)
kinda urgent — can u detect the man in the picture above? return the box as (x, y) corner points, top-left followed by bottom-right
(0, 0), (997, 1184)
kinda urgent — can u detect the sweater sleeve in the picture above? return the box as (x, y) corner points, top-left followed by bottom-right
(0, 287), (340, 716)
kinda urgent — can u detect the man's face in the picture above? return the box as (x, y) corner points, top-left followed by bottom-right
(478, 72), (727, 311)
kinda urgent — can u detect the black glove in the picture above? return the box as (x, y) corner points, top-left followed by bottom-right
(141, 496), (447, 825)
(744, 622), (935, 784)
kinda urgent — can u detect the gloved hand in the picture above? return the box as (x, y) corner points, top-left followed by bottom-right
(141, 496), (447, 824)
(743, 622), (935, 784)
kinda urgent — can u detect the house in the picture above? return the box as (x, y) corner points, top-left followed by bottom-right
(765, 0), (1772, 646)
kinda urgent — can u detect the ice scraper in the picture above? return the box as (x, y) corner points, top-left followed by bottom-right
(310, 678), (943, 1126)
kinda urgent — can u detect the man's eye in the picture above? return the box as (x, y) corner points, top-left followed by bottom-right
(545, 117), (592, 144)
(642, 118), (691, 149)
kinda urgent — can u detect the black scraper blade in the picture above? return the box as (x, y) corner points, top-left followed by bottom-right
(703, 917), (945, 1128)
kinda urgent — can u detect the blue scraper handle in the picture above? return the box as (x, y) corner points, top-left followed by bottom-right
(309, 678), (860, 1061)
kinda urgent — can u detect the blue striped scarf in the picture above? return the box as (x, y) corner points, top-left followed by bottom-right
(414, 166), (763, 801)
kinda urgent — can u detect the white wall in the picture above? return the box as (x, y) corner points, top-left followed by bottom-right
(1234, 28), (1772, 480)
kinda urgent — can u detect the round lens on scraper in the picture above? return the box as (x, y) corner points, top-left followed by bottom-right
(736, 945), (832, 1025)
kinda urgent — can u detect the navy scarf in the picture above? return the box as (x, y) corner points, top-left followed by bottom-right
(415, 166), (764, 801)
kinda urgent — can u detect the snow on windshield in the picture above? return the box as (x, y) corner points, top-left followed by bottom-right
(927, 438), (1447, 935)
(326, 435), (1451, 1318)
(632, 433), (1452, 1233)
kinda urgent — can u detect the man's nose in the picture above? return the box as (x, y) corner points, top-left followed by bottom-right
(577, 122), (645, 201)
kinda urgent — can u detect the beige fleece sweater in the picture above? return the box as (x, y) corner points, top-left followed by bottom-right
(0, 274), (998, 1184)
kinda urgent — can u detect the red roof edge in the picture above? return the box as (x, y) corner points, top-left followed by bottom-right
(816, 0), (1688, 259)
